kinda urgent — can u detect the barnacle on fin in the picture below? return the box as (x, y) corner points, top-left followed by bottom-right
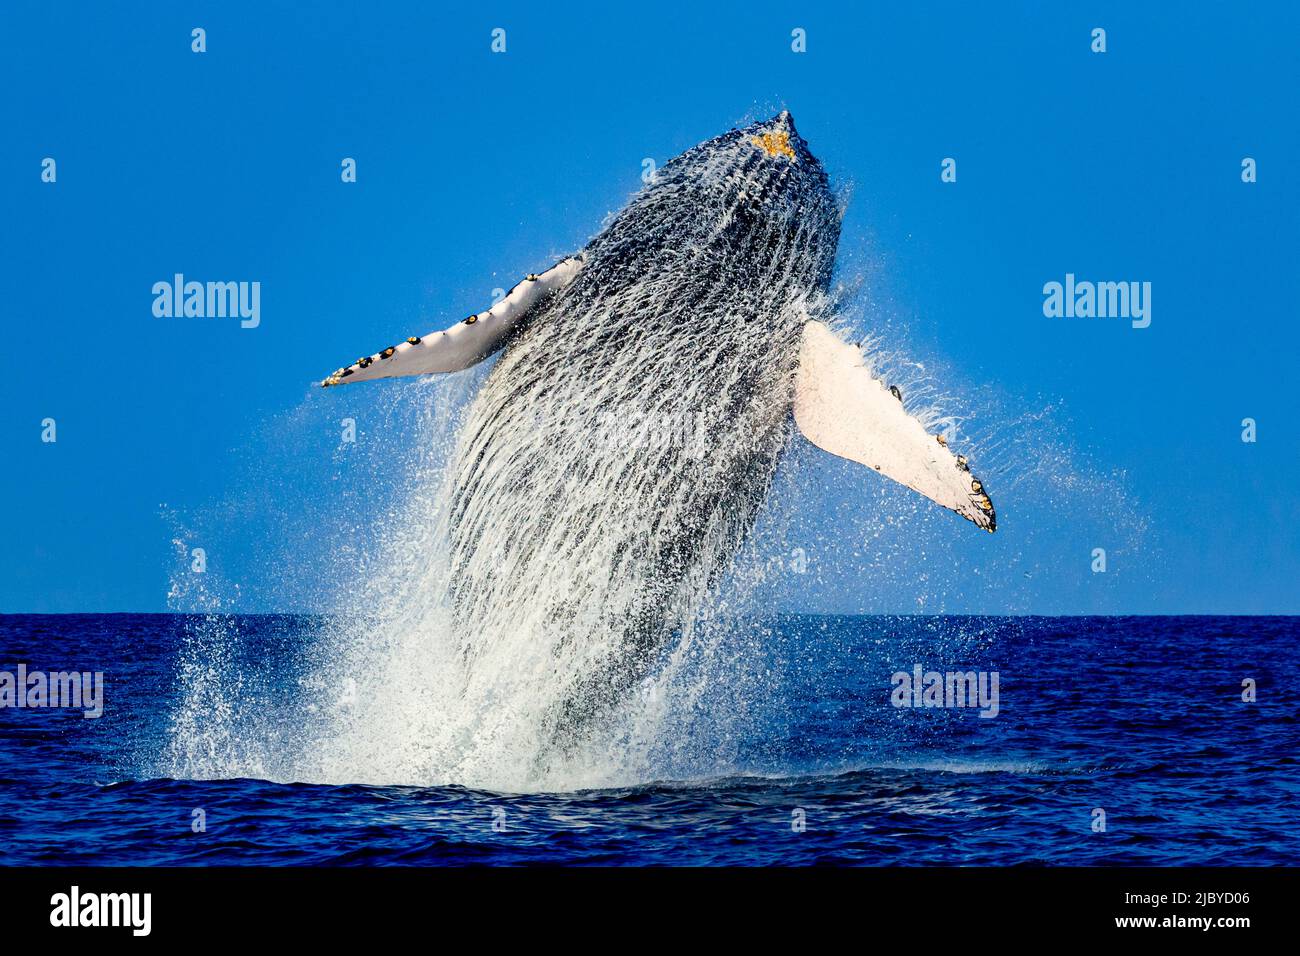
(381, 347), (396, 359)
(357, 356), (372, 369)
(935, 433), (948, 447)
(407, 336), (421, 345)
(464, 314), (478, 325)
(956, 455), (969, 472)
(889, 385), (902, 402)
(323, 364), (355, 387)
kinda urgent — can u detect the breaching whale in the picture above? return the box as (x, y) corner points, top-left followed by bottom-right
(320, 111), (996, 739)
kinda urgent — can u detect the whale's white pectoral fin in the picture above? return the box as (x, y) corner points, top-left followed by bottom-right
(794, 321), (997, 532)
(320, 255), (584, 387)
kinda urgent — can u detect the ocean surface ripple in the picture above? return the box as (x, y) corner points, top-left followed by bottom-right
(1, 614), (1295, 865)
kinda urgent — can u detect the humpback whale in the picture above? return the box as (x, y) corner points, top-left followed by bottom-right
(320, 112), (995, 742)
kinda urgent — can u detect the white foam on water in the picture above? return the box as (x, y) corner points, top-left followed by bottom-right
(157, 367), (768, 793)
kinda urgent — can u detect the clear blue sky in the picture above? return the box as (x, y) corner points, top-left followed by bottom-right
(2, 1), (1296, 613)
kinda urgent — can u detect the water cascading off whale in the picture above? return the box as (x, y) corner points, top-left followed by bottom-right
(320, 111), (996, 749)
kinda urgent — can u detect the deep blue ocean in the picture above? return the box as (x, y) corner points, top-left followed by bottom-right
(0, 614), (1295, 865)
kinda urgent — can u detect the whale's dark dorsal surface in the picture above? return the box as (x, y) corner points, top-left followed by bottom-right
(321, 112), (996, 739)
